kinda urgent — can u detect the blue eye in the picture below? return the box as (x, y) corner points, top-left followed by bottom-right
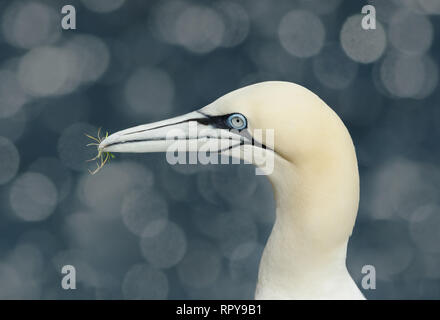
(226, 114), (247, 130)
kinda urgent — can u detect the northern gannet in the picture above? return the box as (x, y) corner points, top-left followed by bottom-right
(99, 81), (365, 300)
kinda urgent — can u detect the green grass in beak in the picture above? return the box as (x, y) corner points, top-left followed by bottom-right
(85, 128), (115, 175)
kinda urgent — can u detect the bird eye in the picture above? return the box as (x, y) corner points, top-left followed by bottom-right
(226, 114), (247, 130)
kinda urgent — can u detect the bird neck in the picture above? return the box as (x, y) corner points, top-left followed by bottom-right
(256, 144), (360, 299)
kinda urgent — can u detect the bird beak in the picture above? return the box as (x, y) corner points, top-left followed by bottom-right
(99, 111), (250, 155)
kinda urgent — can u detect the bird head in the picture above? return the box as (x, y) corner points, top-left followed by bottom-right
(100, 81), (360, 246)
(99, 81), (354, 177)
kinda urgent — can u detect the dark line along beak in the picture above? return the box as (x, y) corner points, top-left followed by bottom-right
(99, 111), (252, 154)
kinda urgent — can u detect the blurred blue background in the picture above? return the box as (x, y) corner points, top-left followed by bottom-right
(0, 0), (439, 299)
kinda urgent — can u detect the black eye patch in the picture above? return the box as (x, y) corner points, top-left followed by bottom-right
(196, 112), (247, 131)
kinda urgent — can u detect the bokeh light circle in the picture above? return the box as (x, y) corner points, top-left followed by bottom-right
(2, 1), (60, 49)
(380, 53), (427, 98)
(175, 6), (225, 54)
(140, 220), (187, 269)
(9, 172), (58, 222)
(121, 189), (168, 236)
(64, 34), (111, 84)
(0, 70), (28, 119)
(0, 137), (20, 185)
(122, 263), (168, 299)
(151, 0), (188, 45)
(340, 14), (386, 63)
(29, 157), (72, 202)
(215, 1), (250, 48)
(18, 46), (73, 97)
(278, 10), (325, 58)
(415, 55), (439, 99)
(389, 10), (433, 55)
(79, 162), (154, 218)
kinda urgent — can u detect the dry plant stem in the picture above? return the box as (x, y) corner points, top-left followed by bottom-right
(85, 128), (113, 175)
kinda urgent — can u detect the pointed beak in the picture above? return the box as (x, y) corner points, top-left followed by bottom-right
(99, 110), (250, 154)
